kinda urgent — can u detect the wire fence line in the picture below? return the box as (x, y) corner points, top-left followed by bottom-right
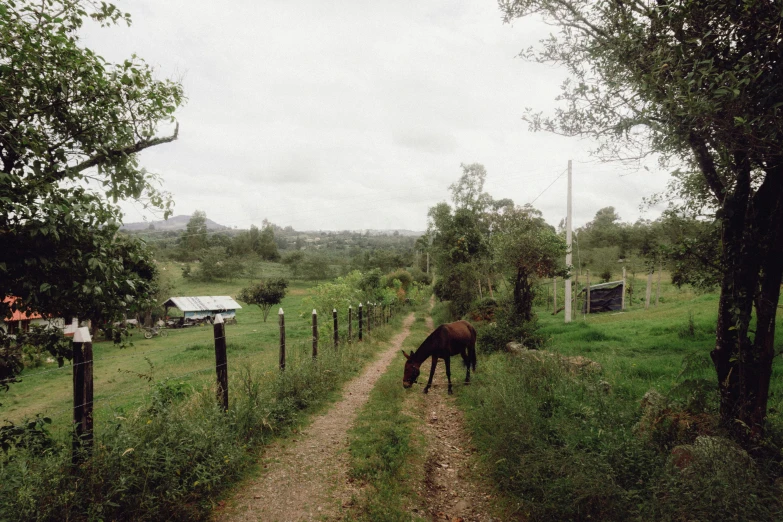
(11, 301), (403, 461)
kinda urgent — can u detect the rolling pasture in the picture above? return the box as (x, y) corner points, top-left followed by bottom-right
(2, 262), (320, 429)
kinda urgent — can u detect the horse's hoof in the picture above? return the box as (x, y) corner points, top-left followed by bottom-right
(448, 389), (453, 395)
(423, 387), (429, 394)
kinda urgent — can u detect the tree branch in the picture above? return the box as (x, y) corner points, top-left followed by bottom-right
(59, 123), (179, 177)
(688, 132), (725, 204)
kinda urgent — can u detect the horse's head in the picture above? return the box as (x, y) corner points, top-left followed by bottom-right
(401, 350), (420, 388)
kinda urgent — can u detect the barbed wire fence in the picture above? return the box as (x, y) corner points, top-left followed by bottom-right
(11, 300), (404, 462)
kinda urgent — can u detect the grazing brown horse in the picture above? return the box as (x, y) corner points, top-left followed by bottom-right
(402, 320), (476, 395)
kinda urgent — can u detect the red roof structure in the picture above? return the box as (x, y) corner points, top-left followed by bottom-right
(2, 297), (43, 322)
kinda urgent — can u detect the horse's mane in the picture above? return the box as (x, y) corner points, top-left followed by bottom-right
(411, 325), (443, 364)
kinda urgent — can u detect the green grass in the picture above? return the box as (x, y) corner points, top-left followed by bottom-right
(2, 263), (357, 430)
(456, 274), (783, 520)
(0, 299), (416, 521)
(345, 312), (431, 522)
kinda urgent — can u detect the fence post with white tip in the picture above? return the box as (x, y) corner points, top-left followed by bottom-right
(348, 305), (353, 343)
(358, 303), (363, 341)
(72, 326), (93, 463)
(333, 308), (338, 349)
(278, 308), (286, 371)
(213, 314), (228, 411)
(312, 309), (318, 359)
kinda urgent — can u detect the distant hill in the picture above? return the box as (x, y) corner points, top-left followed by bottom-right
(121, 215), (229, 232)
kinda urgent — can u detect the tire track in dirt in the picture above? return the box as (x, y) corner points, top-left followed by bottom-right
(409, 315), (498, 522)
(216, 313), (416, 522)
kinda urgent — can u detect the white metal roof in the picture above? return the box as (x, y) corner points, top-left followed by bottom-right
(163, 296), (242, 312)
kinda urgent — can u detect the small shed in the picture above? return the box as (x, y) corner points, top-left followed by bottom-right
(163, 296), (242, 323)
(580, 281), (624, 313)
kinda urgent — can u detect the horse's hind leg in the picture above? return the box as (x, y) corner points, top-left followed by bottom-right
(462, 351), (471, 384)
(445, 357), (455, 394)
(424, 357), (438, 394)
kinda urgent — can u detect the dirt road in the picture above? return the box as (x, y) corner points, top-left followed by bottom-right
(217, 313), (417, 522)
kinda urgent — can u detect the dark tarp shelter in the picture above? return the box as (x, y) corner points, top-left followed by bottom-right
(580, 281), (624, 313)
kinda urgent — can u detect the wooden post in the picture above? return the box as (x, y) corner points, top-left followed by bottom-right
(553, 277), (557, 314)
(621, 267), (627, 310)
(366, 302), (371, 335)
(645, 271), (653, 310)
(213, 314), (228, 411)
(333, 308), (338, 349)
(278, 308), (285, 371)
(573, 270), (579, 313)
(312, 309), (319, 359)
(348, 305), (353, 343)
(426, 252), (430, 274)
(358, 303), (363, 341)
(656, 261), (662, 306)
(72, 327), (93, 463)
(586, 270), (591, 315)
(564, 159), (573, 323)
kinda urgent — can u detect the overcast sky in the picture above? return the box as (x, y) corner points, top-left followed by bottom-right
(81, 0), (672, 232)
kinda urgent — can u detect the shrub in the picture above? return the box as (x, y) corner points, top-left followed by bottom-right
(648, 436), (782, 521)
(476, 301), (545, 353)
(384, 269), (413, 291)
(408, 267), (432, 286)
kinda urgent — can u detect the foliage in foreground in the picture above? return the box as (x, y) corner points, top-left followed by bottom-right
(460, 353), (783, 521)
(0, 325), (400, 521)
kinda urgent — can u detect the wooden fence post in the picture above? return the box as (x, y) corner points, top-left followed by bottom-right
(312, 309), (319, 359)
(213, 314), (228, 411)
(348, 305), (353, 343)
(645, 271), (653, 310)
(333, 308), (338, 349)
(72, 327), (93, 463)
(366, 302), (371, 335)
(656, 261), (662, 306)
(358, 303), (363, 341)
(622, 267), (627, 310)
(586, 270), (591, 315)
(553, 277), (557, 314)
(278, 308), (285, 371)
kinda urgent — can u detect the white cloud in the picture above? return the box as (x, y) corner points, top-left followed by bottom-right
(82, 0), (672, 231)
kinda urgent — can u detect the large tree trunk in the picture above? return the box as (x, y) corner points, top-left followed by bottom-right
(712, 162), (783, 443)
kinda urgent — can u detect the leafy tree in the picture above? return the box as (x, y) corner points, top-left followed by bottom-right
(501, 0), (783, 441)
(180, 210), (208, 258)
(300, 255), (330, 281)
(237, 278), (288, 322)
(257, 226), (281, 261)
(282, 251), (305, 278)
(1, 1), (183, 327)
(493, 206), (567, 322)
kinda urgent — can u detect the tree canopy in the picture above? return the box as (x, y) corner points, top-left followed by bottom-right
(1, 1), (184, 321)
(501, 0), (783, 440)
(237, 278), (289, 322)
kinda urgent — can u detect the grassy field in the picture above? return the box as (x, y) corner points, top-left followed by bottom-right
(1, 261), (341, 429)
(0, 260), (420, 521)
(536, 272), (783, 416)
(456, 272), (783, 520)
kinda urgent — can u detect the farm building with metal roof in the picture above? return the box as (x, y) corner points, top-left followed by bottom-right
(163, 296), (242, 322)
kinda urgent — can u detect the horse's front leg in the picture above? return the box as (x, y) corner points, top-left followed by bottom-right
(424, 357), (438, 394)
(444, 356), (453, 395)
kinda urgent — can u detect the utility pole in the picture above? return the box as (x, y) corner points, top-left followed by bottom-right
(565, 160), (573, 323)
